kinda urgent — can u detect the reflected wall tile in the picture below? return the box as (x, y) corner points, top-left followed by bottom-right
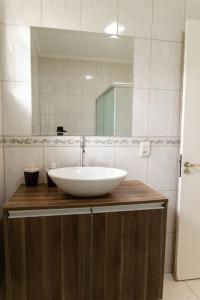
(86, 147), (116, 167)
(54, 75), (69, 94)
(54, 94), (69, 114)
(121, 63), (133, 81)
(133, 38), (151, 88)
(82, 78), (97, 98)
(96, 78), (110, 96)
(69, 76), (83, 96)
(149, 89), (181, 136)
(41, 114), (55, 135)
(81, 0), (118, 33)
(32, 114), (41, 136)
(82, 97), (96, 115)
(119, 0), (153, 38)
(132, 89), (149, 136)
(44, 147), (81, 171)
(116, 147), (148, 182)
(110, 63), (122, 79)
(54, 59), (68, 75)
(82, 61), (97, 77)
(69, 114), (82, 135)
(2, 81), (32, 136)
(152, 0), (185, 42)
(40, 74), (54, 94)
(185, 0), (200, 20)
(42, 0), (81, 30)
(0, 0), (42, 26)
(147, 147), (179, 191)
(40, 94), (54, 114)
(83, 116), (95, 136)
(0, 24), (31, 82)
(39, 57), (54, 75)
(97, 62), (111, 78)
(151, 40), (183, 90)
(68, 60), (83, 76)
(4, 147), (44, 199)
(54, 114), (69, 133)
(69, 95), (82, 115)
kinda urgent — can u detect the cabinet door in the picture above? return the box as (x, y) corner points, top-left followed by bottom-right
(6, 209), (91, 300)
(92, 205), (166, 300)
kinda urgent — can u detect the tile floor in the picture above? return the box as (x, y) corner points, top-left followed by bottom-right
(164, 274), (200, 299)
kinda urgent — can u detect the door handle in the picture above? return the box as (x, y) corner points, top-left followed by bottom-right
(184, 161), (200, 174)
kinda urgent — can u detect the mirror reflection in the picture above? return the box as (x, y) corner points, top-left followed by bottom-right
(31, 27), (134, 136)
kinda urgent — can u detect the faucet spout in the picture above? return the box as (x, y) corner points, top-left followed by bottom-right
(81, 136), (86, 167)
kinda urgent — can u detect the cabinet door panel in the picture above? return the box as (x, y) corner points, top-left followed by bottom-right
(92, 209), (165, 300)
(61, 215), (91, 300)
(146, 209), (165, 300)
(7, 214), (91, 300)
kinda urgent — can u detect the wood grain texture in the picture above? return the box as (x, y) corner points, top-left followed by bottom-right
(92, 209), (165, 300)
(3, 181), (167, 212)
(6, 214), (91, 300)
(3, 181), (167, 300)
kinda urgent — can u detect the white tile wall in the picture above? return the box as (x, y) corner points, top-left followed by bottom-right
(185, 0), (200, 21)
(119, 0), (153, 38)
(133, 38), (151, 89)
(2, 81), (32, 136)
(44, 147), (81, 169)
(0, 0), (42, 26)
(4, 147), (44, 199)
(132, 89), (149, 136)
(150, 40), (183, 90)
(0, 0), (189, 273)
(116, 147), (148, 182)
(152, 0), (185, 42)
(42, 0), (81, 30)
(0, 24), (31, 82)
(149, 89), (181, 136)
(85, 147), (116, 167)
(147, 146), (179, 191)
(81, 0), (118, 33)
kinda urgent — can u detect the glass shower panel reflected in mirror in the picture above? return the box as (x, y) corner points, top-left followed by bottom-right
(31, 27), (134, 136)
(96, 83), (132, 136)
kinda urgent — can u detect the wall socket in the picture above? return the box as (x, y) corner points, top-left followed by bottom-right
(139, 142), (151, 158)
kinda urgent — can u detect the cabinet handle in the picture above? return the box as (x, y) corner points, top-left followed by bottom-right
(92, 203), (164, 214)
(8, 207), (92, 219)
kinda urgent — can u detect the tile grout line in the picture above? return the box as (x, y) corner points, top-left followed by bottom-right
(184, 281), (200, 300)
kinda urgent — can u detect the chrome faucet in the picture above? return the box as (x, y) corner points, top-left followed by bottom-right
(81, 136), (86, 167)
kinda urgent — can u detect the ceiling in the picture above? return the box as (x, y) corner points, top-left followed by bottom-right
(31, 27), (134, 63)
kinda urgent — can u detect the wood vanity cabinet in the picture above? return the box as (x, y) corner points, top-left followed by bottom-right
(3, 181), (167, 300)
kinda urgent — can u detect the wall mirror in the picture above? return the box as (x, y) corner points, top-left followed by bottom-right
(31, 27), (134, 136)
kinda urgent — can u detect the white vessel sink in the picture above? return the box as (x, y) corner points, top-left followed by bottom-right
(48, 167), (127, 197)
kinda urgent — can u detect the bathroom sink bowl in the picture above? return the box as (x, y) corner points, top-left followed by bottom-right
(48, 167), (127, 197)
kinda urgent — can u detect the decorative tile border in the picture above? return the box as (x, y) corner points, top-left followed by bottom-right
(3, 136), (81, 147)
(86, 136), (181, 147)
(3, 136), (180, 147)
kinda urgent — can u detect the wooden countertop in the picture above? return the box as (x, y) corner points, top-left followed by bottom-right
(3, 181), (167, 212)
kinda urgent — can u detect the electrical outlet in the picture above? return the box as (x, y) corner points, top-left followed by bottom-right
(139, 142), (151, 158)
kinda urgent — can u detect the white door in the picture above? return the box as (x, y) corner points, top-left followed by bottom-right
(175, 20), (200, 280)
